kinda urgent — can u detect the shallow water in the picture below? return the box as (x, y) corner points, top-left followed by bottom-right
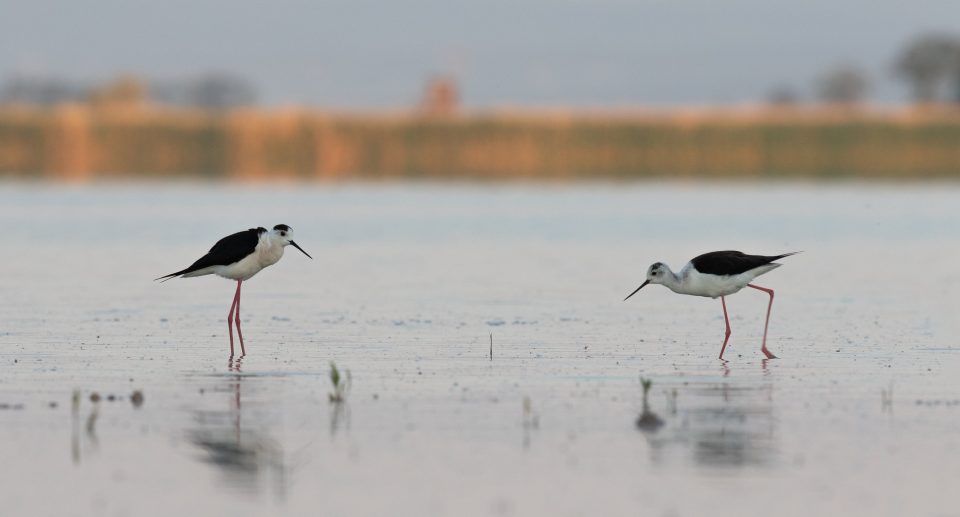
(1, 182), (959, 517)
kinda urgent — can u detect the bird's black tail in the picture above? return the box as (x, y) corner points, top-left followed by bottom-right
(154, 269), (187, 282)
(770, 251), (801, 262)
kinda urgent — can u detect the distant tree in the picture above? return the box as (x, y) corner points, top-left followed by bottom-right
(0, 75), (88, 105)
(767, 85), (801, 106)
(150, 73), (257, 109)
(817, 65), (869, 104)
(187, 74), (257, 109)
(894, 33), (960, 103)
(954, 59), (960, 103)
(148, 81), (180, 105)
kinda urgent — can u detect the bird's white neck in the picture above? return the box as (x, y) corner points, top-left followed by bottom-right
(659, 267), (684, 293)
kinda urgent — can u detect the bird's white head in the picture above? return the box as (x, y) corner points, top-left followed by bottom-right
(645, 262), (670, 284)
(272, 224), (312, 259)
(624, 262), (670, 301)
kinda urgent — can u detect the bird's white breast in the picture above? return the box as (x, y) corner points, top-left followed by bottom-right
(257, 238), (285, 268)
(669, 262), (780, 298)
(215, 235), (284, 281)
(670, 264), (747, 298)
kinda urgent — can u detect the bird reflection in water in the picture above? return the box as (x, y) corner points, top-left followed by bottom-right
(188, 357), (288, 498)
(640, 377), (777, 468)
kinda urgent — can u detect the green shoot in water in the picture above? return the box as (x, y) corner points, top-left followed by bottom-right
(640, 377), (652, 398)
(329, 361), (351, 403)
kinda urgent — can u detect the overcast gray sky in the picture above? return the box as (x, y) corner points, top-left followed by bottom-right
(1, 0), (958, 107)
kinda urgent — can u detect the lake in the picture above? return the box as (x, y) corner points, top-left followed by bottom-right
(1, 182), (959, 516)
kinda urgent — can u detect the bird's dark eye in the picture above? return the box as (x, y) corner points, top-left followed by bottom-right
(280, 231), (287, 237)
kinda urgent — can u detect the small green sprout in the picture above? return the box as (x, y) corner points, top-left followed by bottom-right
(636, 376), (664, 432)
(640, 377), (652, 397)
(328, 361), (351, 403)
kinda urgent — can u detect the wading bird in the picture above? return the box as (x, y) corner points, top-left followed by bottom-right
(157, 224), (312, 356)
(624, 251), (796, 360)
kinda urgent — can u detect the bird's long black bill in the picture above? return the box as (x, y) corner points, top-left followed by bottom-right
(623, 280), (650, 301)
(290, 241), (313, 259)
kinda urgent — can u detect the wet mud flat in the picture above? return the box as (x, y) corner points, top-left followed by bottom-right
(1, 183), (960, 516)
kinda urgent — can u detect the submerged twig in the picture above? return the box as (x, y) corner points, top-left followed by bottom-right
(522, 396), (540, 429)
(881, 382), (894, 413)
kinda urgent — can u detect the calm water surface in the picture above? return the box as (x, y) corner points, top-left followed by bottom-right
(0, 183), (959, 517)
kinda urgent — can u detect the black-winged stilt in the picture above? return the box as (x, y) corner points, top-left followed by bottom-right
(157, 224), (312, 356)
(624, 250), (796, 360)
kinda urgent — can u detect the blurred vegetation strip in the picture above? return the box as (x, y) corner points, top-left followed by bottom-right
(2, 105), (960, 179)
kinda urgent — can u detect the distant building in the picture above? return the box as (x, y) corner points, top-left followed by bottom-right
(420, 77), (459, 116)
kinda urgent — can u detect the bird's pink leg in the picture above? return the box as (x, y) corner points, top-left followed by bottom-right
(718, 296), (732, 360)
(234, 280), (245, 356)
(747, 284), (777, 359)
(227, 281), (242, 357)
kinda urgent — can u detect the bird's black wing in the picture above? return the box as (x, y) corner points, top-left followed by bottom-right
(690, 250), (796, 276)
(155, 228), (265, 281)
